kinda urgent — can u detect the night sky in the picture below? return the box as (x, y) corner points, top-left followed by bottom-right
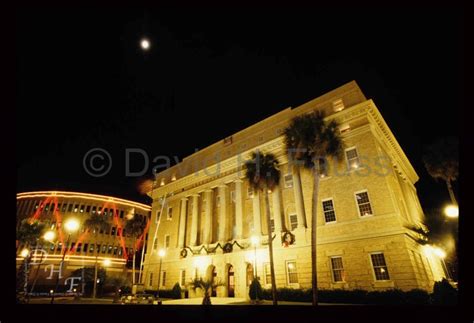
(16, 7), (462, 210)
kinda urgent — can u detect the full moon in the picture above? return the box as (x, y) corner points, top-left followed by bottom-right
(140, 38), (150, 50)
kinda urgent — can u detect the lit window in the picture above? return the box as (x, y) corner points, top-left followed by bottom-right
(286, 261), (298, 284)
(79, 205), (84, 213)
(333, 98), (345, 112)
(73, 204), (79, 213)
(113, 246), (118, 255)
(345, 147), (360, 169)
(355, 191), (373, 216)
(91, 206), (97, 214)
(161, 271), (166, 287)
(370, 253), (390, 280)
(330, 257), (345, 282)
(264, 263), (271, 285)
(118, 247), (123, 256)
(165, 235), (170, 248)
(107, 245), (113, 254)
(44, 204), (50, 212)
(167, 207), (173, 220)
(89, 244), (95, 253)
(180, 270), (186, 287)
(322, 199), (337, 223)
(101, 245), (106, 254)
(284, 174), (293, 188)
(34, 202), (39, 210)
(289, 214), (298, 231)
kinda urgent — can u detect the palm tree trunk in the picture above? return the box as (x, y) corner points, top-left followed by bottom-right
(311, 168), (320, 306)
(446, 179), (458, 205)
(264, 189), (278, 305)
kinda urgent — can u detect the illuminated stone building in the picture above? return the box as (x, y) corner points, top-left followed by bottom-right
(142, 81), (448, 298)
(16, 191), (151, 289)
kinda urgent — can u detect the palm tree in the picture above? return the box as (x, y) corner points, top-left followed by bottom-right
(244, 151), (280, 305)
(124, 215), (146, 286)
(284, 111), (344, 306)
(83, 213), (111, 298)
(188, 277), (224, 305)
(422, 137), (458, 205)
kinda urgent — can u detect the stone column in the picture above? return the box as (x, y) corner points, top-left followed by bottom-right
(292, 165), (306, 229)
(218, 185), (228, 242)
(271, 185), (283, 233)
(234, 179), (244, 240)
(252, 189), (262, 236)
(190, 194), (199, 246)
(203, 189), (213, 244)
(178, 197), (188, 248)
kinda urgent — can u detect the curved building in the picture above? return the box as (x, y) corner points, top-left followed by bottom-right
(16, 191), (151, 293)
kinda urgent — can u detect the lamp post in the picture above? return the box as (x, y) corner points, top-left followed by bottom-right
(51, 218), (79, 304)
(93, 258), (111, 299)
(251, 235), (260, 302)
(444, 204), (459, 219)
(27, 230), (56, 303)
(157, 249), (165, 299)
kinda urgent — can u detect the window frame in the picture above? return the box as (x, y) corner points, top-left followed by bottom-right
(284, 174), (293, 188)
(289, 213), (298, 231)
(180, 269), (186, 287)
(167, 207), (173, 220)
(369, 252), (390, 281)
(354, 190), (374, 217)
(345, 146), (360, 170)
(164, 234), (170, 249)
(330, 256), (345, 282)
(322, 198), (337, 224)
(285, 260), (299, 286)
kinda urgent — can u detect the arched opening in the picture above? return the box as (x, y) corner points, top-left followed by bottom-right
(227, 265), (235, 297)
(206, 265), (217, 297)
(246, 263), (254, 286)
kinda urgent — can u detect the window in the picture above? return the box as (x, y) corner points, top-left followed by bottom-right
(322, 199), (337, 223)
(76, 243), (82, 252)
(120, 210), (124, 218)
(92, 206), (97, 214)
(289, 214), (298, 231)
(284, 174), (293, 188)
(153, 238), (158, 250)
(73, 204), (79, 212)
(45, 204), (50, 212)
(79, 205), (84, 213)
(101, 245), (106, 254)
(330, 257), (345, 282)
(83, 243), (88, 252)
(62, 204), (67, 212)
(230, 190), (235, 203)
(340, 124), (351, 134)
(223, 136), (233, 146)
(113, 246), (118, 255)
(111, 227), (116, 236)
(346, 147), (360, 169)
(89, 244), (94, 253)
(86, 205), (91, 213)
(98, 207), (102, 215)
(370, 253), (390, 280)
(161, 271), (166, 287)
(118, 247), (123, 256)
(246, 264), (254, 286)
(165, 235), (170, 248)
(70, 242), (76, 251)
(355, 191), (373, 216)
(35, 202), (40, 210)
(167, 207), (173, 220)
(264, 263), (271, 285)
(180, 270), (186, 287)
(247, 186), (254, 199)
(68, 204), (73, 212)
(156, 210), (161, 223)
(108, 245), (113, 254)
(270, 218), (275, 233)
(333, 98), (345, 112)
(286, 261), (298, 284)
(149, 273), (153, 287)
(104, 208), (108, 217)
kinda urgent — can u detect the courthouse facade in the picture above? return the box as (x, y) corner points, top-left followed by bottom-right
(143, 81), (447, 298)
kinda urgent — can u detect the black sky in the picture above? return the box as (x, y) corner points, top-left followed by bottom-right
(16, 7), (462, 210)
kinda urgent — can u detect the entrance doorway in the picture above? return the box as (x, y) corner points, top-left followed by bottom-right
(227, 265), (235, 297)
(211, 266), (217, 297)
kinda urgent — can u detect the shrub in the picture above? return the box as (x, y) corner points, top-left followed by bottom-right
(249, 278), (263, 300)
(171, 282), (182, 299)
(431, 279), (457, 305)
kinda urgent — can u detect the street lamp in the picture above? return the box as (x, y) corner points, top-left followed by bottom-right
(157, 249), (166, 299)
(444, 204), (459, 219)
(250, 235), (260, 301)
(140, 38), (150, 51)
(20, 248), (29, 258)
(51, 218), (79, 304)
(93, 258), (111, 299)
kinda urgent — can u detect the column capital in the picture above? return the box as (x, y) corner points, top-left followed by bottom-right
(191, 193), (200, 198)
(218, 184), (228, 189)
(234, 179), (243, 183)
(181, 197), (189, 201)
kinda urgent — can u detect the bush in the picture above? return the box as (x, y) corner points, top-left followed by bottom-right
(431, 279), (457, 305)
(171, 283), (182, 299)
(249, 278), (263, 300)
(261, 288), (432, 305)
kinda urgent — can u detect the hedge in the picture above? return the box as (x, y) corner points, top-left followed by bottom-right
(261, 281), (456, 305)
